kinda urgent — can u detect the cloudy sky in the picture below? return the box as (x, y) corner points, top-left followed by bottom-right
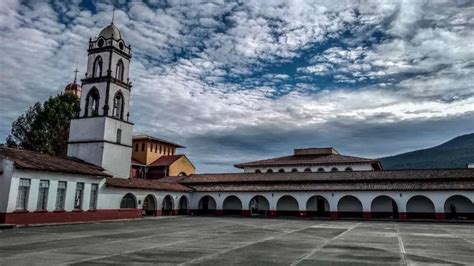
(1, 0), (473, 172)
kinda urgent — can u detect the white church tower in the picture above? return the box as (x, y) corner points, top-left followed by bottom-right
(67, 23), (133, 178)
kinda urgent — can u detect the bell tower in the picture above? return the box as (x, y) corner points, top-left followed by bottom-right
(67, 22), (133, 178)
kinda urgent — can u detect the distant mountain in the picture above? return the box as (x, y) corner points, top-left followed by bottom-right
(379, 133), (474, 170)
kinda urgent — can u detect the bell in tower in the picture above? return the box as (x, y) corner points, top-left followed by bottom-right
(67, 22), (133, 179)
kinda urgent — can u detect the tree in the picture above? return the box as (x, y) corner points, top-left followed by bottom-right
(6, 93), (80, 156)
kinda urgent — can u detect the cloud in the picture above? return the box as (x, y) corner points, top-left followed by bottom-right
(0, 0), (473, 172)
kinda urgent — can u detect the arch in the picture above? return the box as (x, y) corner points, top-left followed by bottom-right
(112, 91), (125, 119)
(142, 194), (156, 216)
(406, 195), (435, 219)
(317, 168), (325, 172)
(177, 195), (188, 215)
(444, 195), (474, 220)
(278, 169), (285, 173)
(255, 169), (261, 173)
(306, 195), (330, 217)
(178, 172), (187, 177)
(120, 193), (136, 209)
(337, 195), (363, 218)
(162, 195), (174, 215)
(249, 195), (270, 216)
(85, 88), (100, 117)
(371, 195), (398, 219)
(116, 128), (122, 143)
(304, 168), (312, 172)
(115, 59), (124, 81)
(222, 195), (243, 215)
(345, 167), (353, 172)
(92, 56), (103, 77)
(266, 169), (274, 173)
(291, 168), (298, 173)
(331, 167), (338, 172)
(198, 195), (217, 215)
(276, 195), (299, 216)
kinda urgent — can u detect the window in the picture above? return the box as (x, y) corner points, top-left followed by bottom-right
(291, 168), (298, 173)
(159, 145), (162, 153)
(317, 168), (325, 172)
(278, 169), (285, 173)
(112, 91), (124, 119)
(155, 144), (157, 153)
(141, 143), (145, 151)
(56, 181), (67, 210)
(116, 129), (122, 143)
(89, 184), (99, 210)
(37, 180), (49, 210)
(92, 56), (103, 77)
(120, 193), (136, 208)
(304, 168), (312, 172)
(255, 169), (261, 173)
(331, 167), (338, 172)
(115, 60), (124, 81)
(85, 88), (100, 117)
(74, 182), (84, 209)
(345, 167), (353, 172)
(266, 169), (274, 173)
(135, 143), (138, 152)
(16, 179), (30, 210)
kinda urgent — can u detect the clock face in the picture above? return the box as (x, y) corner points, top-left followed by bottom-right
(98, 39), (104, 48)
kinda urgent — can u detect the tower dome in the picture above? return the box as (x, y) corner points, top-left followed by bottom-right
(64, 68), (81, 98)
(64, 82), (81, 97)
(98, 23), (122, 40)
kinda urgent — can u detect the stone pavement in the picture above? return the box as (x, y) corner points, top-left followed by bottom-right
(0, 217), (473, 265)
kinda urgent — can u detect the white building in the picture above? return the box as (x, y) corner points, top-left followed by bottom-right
(1, 22), (473, 225)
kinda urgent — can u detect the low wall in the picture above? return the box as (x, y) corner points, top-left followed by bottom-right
(1, 209), (141, 225)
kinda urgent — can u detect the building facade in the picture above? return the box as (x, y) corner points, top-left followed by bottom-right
(1, 22), (473, 226)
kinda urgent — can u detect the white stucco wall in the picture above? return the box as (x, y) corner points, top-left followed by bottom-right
(6, 170), (104, 213)
(189, 191), (474, 214)
(243, 163), (374, 173)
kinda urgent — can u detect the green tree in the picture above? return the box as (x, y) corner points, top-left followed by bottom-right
(6, 93), (80, 156)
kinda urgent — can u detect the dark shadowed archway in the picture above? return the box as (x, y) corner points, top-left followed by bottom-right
(162, 195), (174, 215)
(223, 195), (243, 215)
(249, 195), (270, 216)
(198, 195), (217, 215)
(178, 196), (188, 215)
(371, 195), (398, 219)
(306, 196), (330, 217)
(142, 194), (156, 216)
(444, 195), (474, 220)
(276, 195), (299, 216)
(406, 195), (435, 219)
(337, 195), (363, 218)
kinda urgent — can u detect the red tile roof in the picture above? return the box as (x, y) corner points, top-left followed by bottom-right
(179, 169), (474, 191)
(0, 147), (110, 177)
(234, 153), (382, 170)
(149, 155), (183, 167)
(106, 177), (192, 192)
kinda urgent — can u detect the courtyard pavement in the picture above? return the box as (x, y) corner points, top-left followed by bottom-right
(0, 216), (473, 265)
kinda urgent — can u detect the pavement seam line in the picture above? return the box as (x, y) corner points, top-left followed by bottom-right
(63, 218), (285, 265)
(396, 225), (407, 266)
(1, 218), (226, 260)
(290, 222), (361, 266)
(178, 221), (325, 266)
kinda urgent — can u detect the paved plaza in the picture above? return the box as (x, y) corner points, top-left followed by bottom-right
(0, 217), (473, 265)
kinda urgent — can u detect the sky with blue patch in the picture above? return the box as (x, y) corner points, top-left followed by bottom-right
(1, 0), (473, 172)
